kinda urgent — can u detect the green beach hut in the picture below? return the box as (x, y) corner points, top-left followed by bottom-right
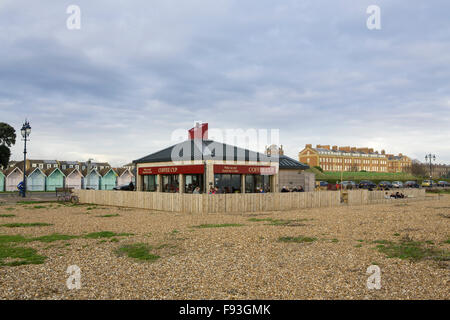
(0, 170), (5, 192)
(45, 167), (65, 191)
(99, 168), (117, 190)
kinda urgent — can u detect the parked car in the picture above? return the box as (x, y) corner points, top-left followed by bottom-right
(358, 180), (377, 189)
(421, 180), (435, 187)
(319, 181), (328, 187)
(392, 181), (404, 188)
(378, 181), (393, 189)
(437, 181), (450, 187)
(113, 184), (133, 191)
(341, 181), (357, 189)
(404, 181), (420, 188)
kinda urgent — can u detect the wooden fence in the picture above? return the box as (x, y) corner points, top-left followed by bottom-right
(74, 190), (340, 214)
(73, 188), (427, 214)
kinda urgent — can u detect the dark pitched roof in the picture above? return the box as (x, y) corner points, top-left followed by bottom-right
(99, 168), (116, 177)
(114, 168), (133, 177)
(63, 168), (82, 177)
(4, 166), (22, 177)
(134, 140), (273, 164)
(44, 167), (65, 177)
(278, 155), (309, 170)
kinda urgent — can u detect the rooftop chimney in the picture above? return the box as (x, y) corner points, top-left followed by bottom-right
(188, 122), (208, 140)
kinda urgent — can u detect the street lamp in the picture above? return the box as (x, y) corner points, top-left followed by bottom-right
(425, 154), (436, 179)
(20, 120), (31, 197)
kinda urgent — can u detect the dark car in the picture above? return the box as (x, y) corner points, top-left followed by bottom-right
(378, 181), (393, 189)
(113, 184), (133, 191)
(341, 181), (357, 189)
(437, 181), (450, 187)
(358, 180), (377, 189)
(404, 181), (420, 188)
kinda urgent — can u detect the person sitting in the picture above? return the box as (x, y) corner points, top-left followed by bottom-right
(281, 186), (289, 192)
(193, 187), (200, 194)
(384, 192), (390, 199)
(209, 187), (216, 194)
(298, 186), (305, 192)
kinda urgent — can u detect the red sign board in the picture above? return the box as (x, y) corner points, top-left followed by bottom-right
(138, 165), (204, 175)
(213, 164), (276, 175)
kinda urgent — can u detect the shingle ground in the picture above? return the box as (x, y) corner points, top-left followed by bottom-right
(0, 195), (448, 299)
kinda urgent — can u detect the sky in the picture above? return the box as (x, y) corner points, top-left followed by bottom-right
(1, 0), (449, 167)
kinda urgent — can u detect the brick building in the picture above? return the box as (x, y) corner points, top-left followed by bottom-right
(298, 144), (411, 173)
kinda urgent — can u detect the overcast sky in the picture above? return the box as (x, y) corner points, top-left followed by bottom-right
(1, 0), (449, 166)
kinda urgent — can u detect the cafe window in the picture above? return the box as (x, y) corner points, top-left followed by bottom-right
(162, 175), (179, 193)
(245, 175), (271, 193)
(185, 174), (203, 193)
(143, 175), (157, 192)
(214, 174), (242, 193)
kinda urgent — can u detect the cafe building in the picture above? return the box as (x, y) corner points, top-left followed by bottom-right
(133, 124), (279, 193)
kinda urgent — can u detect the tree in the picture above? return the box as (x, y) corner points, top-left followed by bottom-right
(408, 159), (427, 177)
(0, 122), (16, 168)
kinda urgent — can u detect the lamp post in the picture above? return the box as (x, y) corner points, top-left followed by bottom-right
(425, 154), (436, 179)
(20, 120), (31, 198)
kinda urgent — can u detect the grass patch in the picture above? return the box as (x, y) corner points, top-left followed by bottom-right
(1, 222), (53, 228)
(354, 244), (362, 248)
(248, 218), (309, 226)
(278, 235), (317, 243)
(24, 205), (48, 210)
(96, 214), (120, 218)
(0, 214), (15, 217)
(5, 208), (14, 211)
(0, 245), (46, 266)
(248, 218), (273, 222)
(0, 234), (28, 245)
(115, 243), (160, 262)
(193, 223), (244, 229)
(375, 239), (449, 262)
(444, 239), (450, 244)
(16, 201), (51, 205)
(83, 231), (132, 239)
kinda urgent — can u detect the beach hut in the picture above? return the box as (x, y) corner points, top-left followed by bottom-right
(26, 167), (46, 191)
(63, 168), (83, 189)
(4, 167), (23, 191)
(99, 168), (117, 190)
(115, 168), (134, 187)
(82, 169), (101, 190)
(45, 167), (65, 191)
(0, 170), (5, 192)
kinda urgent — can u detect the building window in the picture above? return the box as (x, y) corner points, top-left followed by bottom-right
(161, 175), (179, 193)
(184, 174), (203, 193)
(143, 175), (157, 192)
(214, 174), (242, 193)
(245, 175), (271, 193)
